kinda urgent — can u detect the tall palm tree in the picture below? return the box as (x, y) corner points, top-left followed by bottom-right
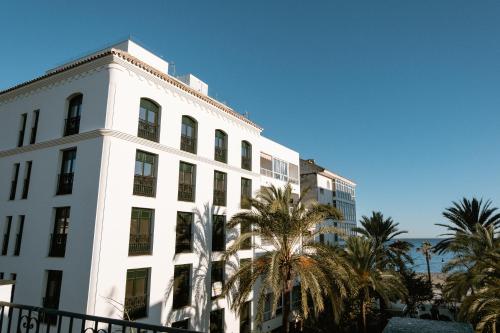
(343, 237), (407, 333)
(417, 241), (433, 285)
(435, 198), (500, 254)
(222, 184), (349, 333)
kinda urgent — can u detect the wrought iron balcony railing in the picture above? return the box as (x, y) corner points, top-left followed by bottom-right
(133, 175), (156, 197)
(56, 172), (74, 195)
(138, 119), (159, 142)
(124, 294), (148, 320)
(128, 235), (152, 255)
(178, 183), (195, 202)
(213, 189), (226, 206)
(64, 116), (80, 136)
(180, 135), (196, 154)
(48, 233), (67, 257)
(241, 156), (252, 171)
(214, 147), (227, 163)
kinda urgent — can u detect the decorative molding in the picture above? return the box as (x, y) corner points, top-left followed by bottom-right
(0, 130), (260, 177)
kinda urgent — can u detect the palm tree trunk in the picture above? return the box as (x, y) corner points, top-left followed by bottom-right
(425, 253), (432, 285)
(282, 282), (292, 333)
(361, 300), (367, 333)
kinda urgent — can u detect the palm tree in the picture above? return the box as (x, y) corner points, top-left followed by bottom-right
(435, 198), (500, 254)
(416, 241), (433, 285)
(343, 237), (407, 333)
(222, 184), (349, 333)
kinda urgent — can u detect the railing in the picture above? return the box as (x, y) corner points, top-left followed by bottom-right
(21, 179), (30, 199)
(177, 183), (194, 202)
(13, 234), (22, 256)
(64, 116), (80, 136)
(124, 295), (148, 320)
(48, 234), (67, 257)
(241, 157), (251, 171)
(56, 172), (74, 195)
(133, 176), (156, 197)
(0, 301), (198, 332)
(180, 135), (196, 154)
(17, 130), (25, 147)
(1, 234), (8, 255)
(9, 180), (17, 200)
(128, 235), (152, 255)
(138, 120), (159, 142)
(214, 147), (226, 163)
(213, 190), (226, 206)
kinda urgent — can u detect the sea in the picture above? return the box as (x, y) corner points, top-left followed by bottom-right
(396, 238), (454, 273)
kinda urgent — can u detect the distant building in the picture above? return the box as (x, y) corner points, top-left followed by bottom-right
(300, 159), (357, 245)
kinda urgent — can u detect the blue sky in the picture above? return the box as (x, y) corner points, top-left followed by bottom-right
(2, 0), (499, 237)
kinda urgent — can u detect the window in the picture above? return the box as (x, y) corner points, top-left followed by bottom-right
(264, 294), (283, 321)
(241, 141), (252, 171)
(239, 259), (251, 295)
(212, 215), (225, 252)
(1, 217), (12, 255)
(211, 261), (224, 299)
(64, 94), (82, 136)
(214, 130), (227, 163)
(175, 212), (192, 253)
(239, 301), (251, 333)
(138, 99), (160, 142)
(210, 309), (224, 333)
(133, 150), (157, 197)
(172, 319), (189, 329)
(213, 171), (227, 206)
(241, 221), (252, 250)
(13, 215), (25, 256)
(57, 148), (76, 195)
(42, 270), (63, 324)
(9, 163), (20, 200)
(49, 207), (70, 257)
(178, 162), (196, 201)
(173, 264), (191, 309)
(180, 116), (197, 154)
(30, 110), (39, 144)
(272, 158), (288, 181)
(125, 268), (149, 320)
(289, 163), (299, 184)
(129, 208), (153, 256)
(260, 153), (272, 177)
(240, 178), (252, 209)
(18, 113), (27, 147)
(319, 234), (325, 244)
(292, 285), (301, 310)
(21, 161), (32, 199)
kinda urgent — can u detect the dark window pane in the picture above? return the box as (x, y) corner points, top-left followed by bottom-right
(213, 171), (227, 206)
(129, 208), (153, 255)
(124, 268), (149, 320)
(241, 141), (252, 171)
(172, 319), (189, 329)
(173, 265), (191, 309)
(175, 212), (192, 253)
(138, 99), (159, 142)
(180, 116), (197, 154)
(178, 162), (196, 201)
(214, 130), (227, 163)
(64, 95), (82, 136)
(240, 301), (251, 333)
(212, 215), (225, 252)
(210, 309), (224, 333)
(240, 178), (252, 209)
(133, 150), (157, 197)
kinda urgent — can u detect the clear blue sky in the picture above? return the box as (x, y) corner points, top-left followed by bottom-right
(2, 0), (499, 237)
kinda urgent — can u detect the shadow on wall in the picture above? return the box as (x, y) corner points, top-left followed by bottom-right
(163, 202), (239, 331)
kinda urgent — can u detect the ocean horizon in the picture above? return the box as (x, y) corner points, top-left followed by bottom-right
(395, 238), (454, 273)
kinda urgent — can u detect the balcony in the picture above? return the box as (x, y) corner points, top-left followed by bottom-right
(48, 233), (67, 257)
(124, 294), (148, 320)
(214, 147), (227, 163)
(213, 189), (226, 206)
(56, 172), (74, 195)
(180, 135), (196, 154)
(128, 235), (152, 255)
(241, 156), (252, 171)
(178, 183), (195, 202)
(133, 175), (156, 197)
(64, 116), (80, 136)
(138, 119), (159, 142)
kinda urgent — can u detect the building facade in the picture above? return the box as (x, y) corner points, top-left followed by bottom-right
(300, 159), (357, 245)
(0, 40), (300, 332)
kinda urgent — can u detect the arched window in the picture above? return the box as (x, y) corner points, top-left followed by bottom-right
(137, 98), (160, 142)
(214, 130), (227, 163)
(64, 94), (82, 136)
(180, 116), (197, 154)
(241, 141), (252, 171)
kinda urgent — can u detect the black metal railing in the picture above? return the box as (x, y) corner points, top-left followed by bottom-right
(133, 176), (156, 197)
(241, 156), (251, 171)
(56, 172), (74, 195)
(124, 295), (148, 320)
(138, 120), (159, 142)
(48, 234), (67, 257)
(180, 135), (196, 154)
(214, 147), (226, 163)
(213, 190), (226, 206)
(177, 183), (194, 202)
(64, 116), (80, 136)
(0, 301), (198, 332)
(128, 235), (152, 255)
(21, 178), (30, 199)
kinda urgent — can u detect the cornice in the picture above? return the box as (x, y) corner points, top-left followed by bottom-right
(0, 129), (260, 178)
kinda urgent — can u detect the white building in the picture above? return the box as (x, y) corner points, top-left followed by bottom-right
(0, 39), (300, 333)
(300, 159), (357, 245)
